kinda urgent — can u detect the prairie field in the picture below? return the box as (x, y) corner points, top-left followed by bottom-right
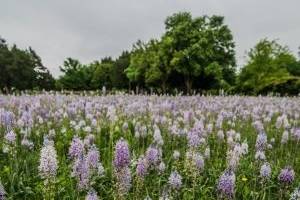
(0, 94), (300, 199)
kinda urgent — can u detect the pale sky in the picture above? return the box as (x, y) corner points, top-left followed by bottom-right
(1, 0), (300, 77)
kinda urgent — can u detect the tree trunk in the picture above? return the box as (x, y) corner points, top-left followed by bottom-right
(185, 77), (192, 95)
(162, 80), (167, 94)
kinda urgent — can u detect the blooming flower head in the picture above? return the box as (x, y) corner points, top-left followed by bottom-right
(290, 186), (300, 200)
(0, 181), (5, 200)
(193, 152), (205, 171)
(86, 146), (100, 169)
(153, 127), (164, 146)
(136, 155), (148, 178)
(85, 189), (99, 200)
(0, 110), (14, 130)
(113, 138), (130, 170)
(115, 166), (132, 195)
(217, 170), (235, 199)
(69, 136), (84, 159)
(72, 156), (89, 190)
(38, 142), (58, 180)
(145, 146), (160, 167)
(187, 130), (201, 148)
(255, 133), (267, 151)
(255, 151), (266, 161)
(4, 130), (16, 144)
(292, 128), (300, 142)
(260, 162), (271, 179)
(278, 166), (295, 184)
(168, 170), (182, 190)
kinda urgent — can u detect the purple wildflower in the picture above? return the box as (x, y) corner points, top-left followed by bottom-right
(38, 142), (58, 180)
(86, 146), (100, 169)
(0, 110), (14, 130)
(260, 162), (271, 179)
(115, 166), (132, 195)
(217, 170), (235, 199)
(145, 146), (160, 167)
(278, 166), (295, 184)
(72, 156), (89, 190)
(168, 170), (182, 190)
(85, 189), (99, 200)
(0, 181), (5, 200)
(136, 156), (148, 178)
(292, 128), (300, 141)
(69, 136), (84, 159)
(4, 130), (16, 144)
(255, 133), (267, 151)
(193, 152), (205, 171)
(113, 138), (130, 170)
(187, 130), (201, 148)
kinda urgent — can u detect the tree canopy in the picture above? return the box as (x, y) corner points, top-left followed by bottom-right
(0, 37), (55, 92)
(237, 39), (300, 95)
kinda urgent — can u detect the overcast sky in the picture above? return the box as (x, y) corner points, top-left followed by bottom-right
(1, 0), (300, 77)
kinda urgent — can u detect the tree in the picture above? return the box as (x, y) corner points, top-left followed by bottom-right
(0, 37), (11, 92)
(91, 61), (113, 89)
(125, 40), (148, 91)
(110, 51), (130, 90)
(237, 39), (299, 94)
(144, 38), (173, 93)
(0, 37), (55, 92)
(164, 12), (236, 93)
(29, 48), (55, 90)
(57, 58), (93, 90)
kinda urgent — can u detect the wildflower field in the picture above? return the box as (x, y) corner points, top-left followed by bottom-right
(0, 94), (300, 200)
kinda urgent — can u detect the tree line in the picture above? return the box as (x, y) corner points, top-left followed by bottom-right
(1, 12), (300, 95)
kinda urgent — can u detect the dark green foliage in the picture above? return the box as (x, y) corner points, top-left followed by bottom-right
(237, 39), (300, 95)
(0, 37), (55, 92)
(124, 12), (236, 94)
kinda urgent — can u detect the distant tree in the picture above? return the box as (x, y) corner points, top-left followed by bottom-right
(0, 37), (11, 92)
(0, 37), (55, 92)
(110, 51), (130, 90)
(29, 48), (55, 90)
(237, 39), (300, 94)
(6, 45), (37, 90)
(91, 61), (113, 89)
(164, 12), (236, 93)
(144, 38), (173, 93)
(125, 40), (148, 91)
(57, 58), (93, 90)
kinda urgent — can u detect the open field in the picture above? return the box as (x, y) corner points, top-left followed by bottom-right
(0, 94), (300, 199)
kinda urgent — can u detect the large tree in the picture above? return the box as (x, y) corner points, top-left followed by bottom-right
(238, 39), (300, 95)
(125, 40), (148, 91)
(57, 58), (94, 90)
(144, 38), (174, 93)
(164, 12), (236, 93)
(110, 51), (130, 90)
(0, 37), (55, 92)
